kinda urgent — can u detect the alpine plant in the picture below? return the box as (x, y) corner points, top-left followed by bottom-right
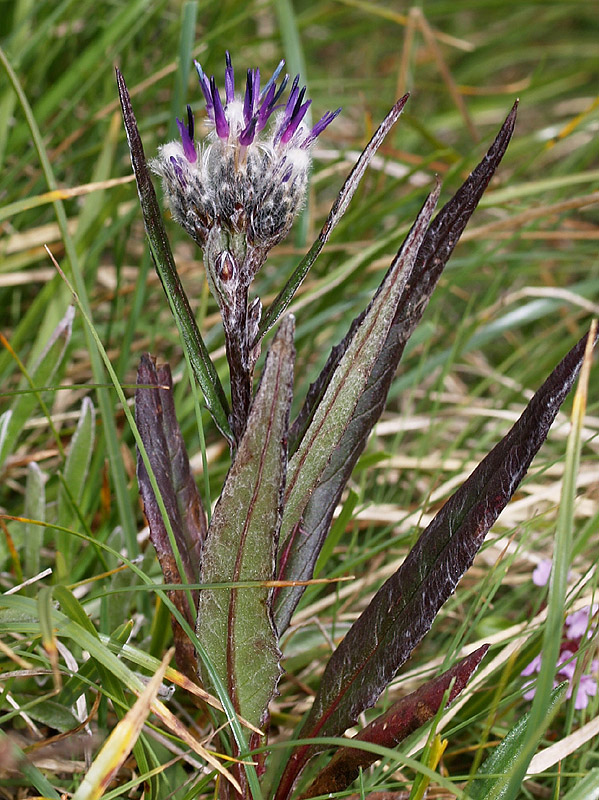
(116, 51), (596, 800)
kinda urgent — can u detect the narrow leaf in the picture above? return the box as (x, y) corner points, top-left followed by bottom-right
(301, 645), (488, 799)
(24, 462), (45, 578)
(196, 316), (295, 728)
(257, 94), (410, 340)
(136, 354), (207, 679)
(275, 183), (441, 632)
(116, 67), (232, 442)
(276, 329), (595, 798)
(0, 305), (73, 469)
(279, 185), (440, 578)
(57, 396), (95, 563)
(467, 683), (566, 800)
(275, 102), (519, 633)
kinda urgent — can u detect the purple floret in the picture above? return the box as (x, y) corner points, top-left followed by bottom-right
(302, 108), (342, 148)
(194, 60), (213, 118)
(224, 51), (235, 104)
(176, 105), (197, 163)
(210, 76), (229, 139)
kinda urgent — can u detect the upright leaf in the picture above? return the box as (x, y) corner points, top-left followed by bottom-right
(0, 305), (74, 470)
(24, 462), (45, 578)
(467, 683), (567, 800)
(275, 329), (595, 799)
(275, 102), (518, 633)
(57, 396), (96, 563)
(277, 184), (440, 593)
(116, 68), (232, 443)
(136, 355), (207, 678)
(196, 316), (295, 729)
(302, 644), (489, 799)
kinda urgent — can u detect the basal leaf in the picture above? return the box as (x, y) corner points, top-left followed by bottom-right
(196, 316), (295, 728)
(257, 94), (410, 341)
(274, 103), (518, 634)
(136, 355), (207, 678)
(276, 329), (595, 798)
(275, 184), (440, 620)
(301, 644), (488, 799)
(116, 68), (232, 443)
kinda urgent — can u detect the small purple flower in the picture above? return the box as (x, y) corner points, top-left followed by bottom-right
(532, 558), (552, 587)
(565, 604), (598, 639)
(572, 673), (598, 710)
(521, 584), (599, 710)
(152, 52), (341, 254)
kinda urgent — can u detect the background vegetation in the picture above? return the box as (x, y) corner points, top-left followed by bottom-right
(1, 0), (598, 797)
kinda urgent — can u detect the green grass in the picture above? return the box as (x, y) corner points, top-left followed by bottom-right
(1, 1), (598, 798)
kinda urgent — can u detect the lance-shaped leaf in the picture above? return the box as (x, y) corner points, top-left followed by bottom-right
(277, 184), (440, 588)
(136, 355), (207, 679)
(257, 94), (410, 341)
(196, 316), (295, 727)
(116, 68), (232, 443)
(275, 329), (596, 800)
(301, 644), (489, 799)
(274, 103), (518, 634)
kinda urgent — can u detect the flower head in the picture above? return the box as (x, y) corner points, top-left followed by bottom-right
(151, 52), (340, 256)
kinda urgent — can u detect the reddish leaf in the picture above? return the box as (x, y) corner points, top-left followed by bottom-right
(274, 103), (518, 634)
(301, 645), (488, 799)
(136, 355), (207, 678)
(275, 328), (595, 800)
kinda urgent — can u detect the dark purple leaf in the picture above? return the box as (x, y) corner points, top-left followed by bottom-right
(274, 184), (440, 632)
(136, 354), (207, 678)
(275, 328), (595, 800)
(301, 644), (488, 799)
(274, 103), (518, 634)
(116, 68), (232, 443)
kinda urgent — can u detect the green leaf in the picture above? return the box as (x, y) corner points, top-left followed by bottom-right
(53, 583), (98, 638)
(275, 183), (440, 631)
(0, 730), (61, 799)
(24, 462), (45, 578)
(10, 696), (79, 732)
(197, 316), (295, 728)
(57, 396), (96, 563)
(467, 683), (567, 800)
(115, 67), (232, 443)
(561, 769), (599, 800)
(0, 305), (73, 469)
